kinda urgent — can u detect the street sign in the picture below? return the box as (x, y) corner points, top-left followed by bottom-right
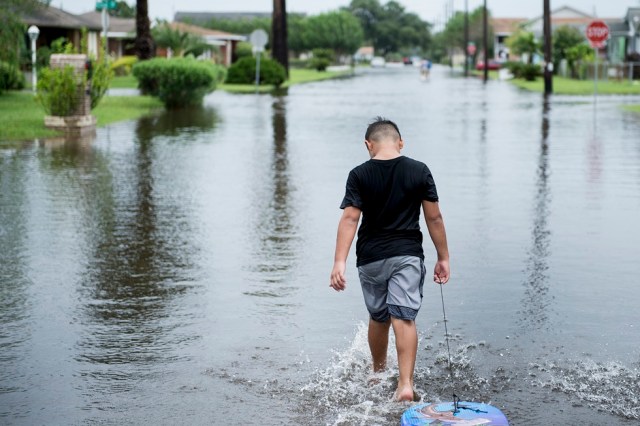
(249, 29), (269, 52)
(96, 0), (117, 11)
(466, 42), (476, 56)
(586, 20), (609, 48)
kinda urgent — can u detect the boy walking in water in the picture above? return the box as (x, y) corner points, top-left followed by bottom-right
(330, 117), (450, 402)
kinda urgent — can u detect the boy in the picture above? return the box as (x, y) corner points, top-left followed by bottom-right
(330, 117), (450, 402)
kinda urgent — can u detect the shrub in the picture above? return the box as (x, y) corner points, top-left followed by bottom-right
(110, 55), (138, 76)
(225, 56), (286, 86)
(520, 63), (542, 81)
(504, 61), (524, 78)
(309, 48), (334, 71)
(132, 57), (220, 108)
(0, 61), (25, 94)
(36, 65), (79, 116)
(90, 59), (113, 109)
(234, 42), (254, 60)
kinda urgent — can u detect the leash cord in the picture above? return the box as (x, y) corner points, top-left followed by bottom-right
(439, 283), (460, 413)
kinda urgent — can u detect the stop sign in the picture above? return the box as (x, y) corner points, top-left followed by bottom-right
(586, 20), (609, 47)
(467, 42), (476, 55)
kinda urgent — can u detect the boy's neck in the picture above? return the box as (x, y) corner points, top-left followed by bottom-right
(366, 138), (404, 160)
(371, 147), (402, 160)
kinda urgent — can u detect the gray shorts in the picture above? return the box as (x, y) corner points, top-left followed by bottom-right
(357, 256), (426, 322)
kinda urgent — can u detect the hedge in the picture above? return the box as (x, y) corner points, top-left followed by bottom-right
(225, 56), (286, 87)
(133, 58), (221, 108)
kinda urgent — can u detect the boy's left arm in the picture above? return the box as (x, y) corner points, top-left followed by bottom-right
(422, 200), (450, 284)
(330, 206), (361, 291)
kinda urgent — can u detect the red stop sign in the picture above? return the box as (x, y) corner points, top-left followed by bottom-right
(586, 20), (609, 44)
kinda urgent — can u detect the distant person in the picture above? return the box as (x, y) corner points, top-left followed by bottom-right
(329, 117), (450, 402)
(420, 59), (432, 79)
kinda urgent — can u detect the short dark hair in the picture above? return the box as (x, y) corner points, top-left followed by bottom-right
(365, 116), (402, 142)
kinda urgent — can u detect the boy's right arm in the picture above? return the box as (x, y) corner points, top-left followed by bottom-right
(330, 206), (361, 291)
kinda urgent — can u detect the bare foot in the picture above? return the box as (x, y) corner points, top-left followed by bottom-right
(394, 384), (416, 402)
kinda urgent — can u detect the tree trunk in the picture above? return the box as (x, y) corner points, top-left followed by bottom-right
(135, 0), (155, 60)
(272, 0), (289, 76)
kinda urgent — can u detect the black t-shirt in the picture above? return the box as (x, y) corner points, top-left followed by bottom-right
(340, 156), (439, 267)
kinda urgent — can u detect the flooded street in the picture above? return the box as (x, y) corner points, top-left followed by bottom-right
(1, 66), (640, 425)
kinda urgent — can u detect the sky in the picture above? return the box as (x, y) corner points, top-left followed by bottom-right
(51, 0), (639, 24)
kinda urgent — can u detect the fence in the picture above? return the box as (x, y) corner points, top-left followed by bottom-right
(559, 60), (640, 82)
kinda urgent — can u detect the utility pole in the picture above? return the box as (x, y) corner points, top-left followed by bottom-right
(464, 0), (469, 77)
(483, 0), (488, 83)
(272, 0), (289, 77)
(543, 0), (553, 94)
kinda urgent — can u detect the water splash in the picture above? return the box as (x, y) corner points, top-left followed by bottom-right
(531, 359), (640, 420)
(298, 323), (500, 425)
(299, 322), (404, 425)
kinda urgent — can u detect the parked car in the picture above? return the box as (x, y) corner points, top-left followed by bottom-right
(475, 60), (501, 70)
(371, 56), (386, 68)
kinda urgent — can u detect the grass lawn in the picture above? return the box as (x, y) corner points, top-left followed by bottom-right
(93, 96), (162, 126)
(0, 91), (162, 141)
(510, 76), (640, 95)
(622, 105), (640, 113)
(109, 75), (138, 89)
(219, 67), (353, 93)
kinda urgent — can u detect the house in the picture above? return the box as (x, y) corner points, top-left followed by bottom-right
(491, 18), (527, 61)
(165, 22), (246, 66)
(79, 11), (136, 58)
(606, 8), (640, 63)
(21, 5), (102, 56)
(354, 46), (374, 63)
(493, 6), (638, 64)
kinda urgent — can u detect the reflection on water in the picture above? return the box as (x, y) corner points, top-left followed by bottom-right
(518, 95), (553, 331)
(244, 96), (300, 299)
(0, 153), (31, 400)
(75, 114), (202, 407)
(135, 106), (220, 138)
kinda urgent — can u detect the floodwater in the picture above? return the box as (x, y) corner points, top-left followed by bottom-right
(1, 66), (640, 425)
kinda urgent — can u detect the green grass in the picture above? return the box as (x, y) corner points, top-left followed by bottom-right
(0, 91), (162, 141)
(510, 76), (640, 95)
(219, 67), (353, 93)
(109, 75), (138, 89)
(93, 96), (162, 126)
(622, 105), (640, 113)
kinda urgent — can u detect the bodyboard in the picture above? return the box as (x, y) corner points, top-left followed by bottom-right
(401, 401), (509, 425)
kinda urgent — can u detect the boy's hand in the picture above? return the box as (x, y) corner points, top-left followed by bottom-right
(434, 259), (450, 284)
(330, 261), (347, 291)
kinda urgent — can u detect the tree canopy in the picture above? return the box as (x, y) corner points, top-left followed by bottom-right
(95, 1), (135, 18)
(152, 22), (210, 57)
(433, 6), (493, 60)
(506, 30), (540, 64)
(0, 0), (49, 66)
(303, 11), (364, 56)
(344, 0), (431, 55)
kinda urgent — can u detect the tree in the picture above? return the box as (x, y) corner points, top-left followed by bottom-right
(345, 0), (431, 56)
(272, 0), (289, 76)
(552, 25), (586, 69)
(304, 11), (364, 57)
(506, 30), (540, 64)
(135, 0), (155, 59)
(0, 0), (48, 66)
(98, 1), (135, 18)
(152, 23), (209, 57)
(437, 7), (493, 62)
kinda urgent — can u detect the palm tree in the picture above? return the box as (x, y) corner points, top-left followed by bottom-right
(152, 23), (210, 58)
(135, 0), (155, 59)
(271, 0), (289, 76)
